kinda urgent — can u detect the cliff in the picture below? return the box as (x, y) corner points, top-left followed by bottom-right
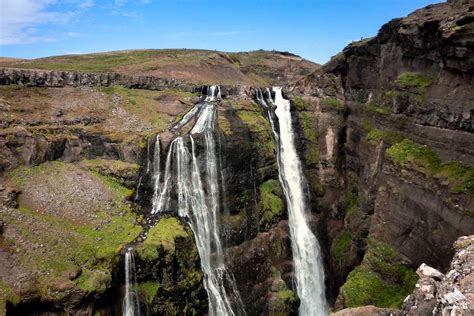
(292, 0), (474, 311)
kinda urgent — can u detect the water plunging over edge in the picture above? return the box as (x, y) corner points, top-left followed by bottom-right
(123, 248), (141, 316)
(150, 86), (245, 316)
(256, 87), (328, 315)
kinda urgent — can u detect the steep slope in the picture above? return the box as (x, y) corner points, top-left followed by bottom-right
(0, 49), (319, 86)
(292, 0), (474, 311)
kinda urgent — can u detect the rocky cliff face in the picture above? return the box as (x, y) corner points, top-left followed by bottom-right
(0, 67), (298, 314)
(292, 0), (474, 311)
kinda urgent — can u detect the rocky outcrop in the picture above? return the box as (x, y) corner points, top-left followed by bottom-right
(403, 235), (474, 315)
(290, 0), (474, 310)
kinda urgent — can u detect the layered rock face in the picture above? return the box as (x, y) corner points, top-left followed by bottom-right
(292, 0), (474, 311)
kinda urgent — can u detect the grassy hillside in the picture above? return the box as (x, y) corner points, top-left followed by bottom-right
(0, 49), (319, 85)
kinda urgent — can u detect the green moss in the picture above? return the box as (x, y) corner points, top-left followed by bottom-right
(74, 269), (111, 294)
(396, 72), (433, 90)
(366, 129), (404, 145)
(291, 95), (307, 110)
(341, 239), (417, 309)
(332, 231), (352, 264)
(367, 101), (390, 115)
(276, 289), (298, 303)
(299, 111), (320, 166)
(237, 110), (276, 159)
(136, 217), (188, 262)
(386, 139), (474, 195)
(258, 180), (284, 230)
(136, 281), (160, 304)
(342, 267), (412, 308)
(320, 97), (343, 110)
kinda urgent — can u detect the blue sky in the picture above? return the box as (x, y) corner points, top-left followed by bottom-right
(0, 0), (440, 64)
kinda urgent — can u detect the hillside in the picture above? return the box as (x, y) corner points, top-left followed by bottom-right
(0, 49), (319, 86)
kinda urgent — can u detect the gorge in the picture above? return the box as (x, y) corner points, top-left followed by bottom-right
(0, 0), (473, 315)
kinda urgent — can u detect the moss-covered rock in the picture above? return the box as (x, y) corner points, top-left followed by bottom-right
(134, 216), (207, 315)
(340, 239), (417, 309)
(387, 138), (474, 195)
(258, 180), (285, 231)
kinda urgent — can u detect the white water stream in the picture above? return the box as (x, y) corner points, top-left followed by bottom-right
(257, 87), (328, 315)
(151, 86), (245, 316)
(123, 248), (141, 316)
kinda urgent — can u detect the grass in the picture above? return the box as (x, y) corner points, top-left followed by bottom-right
(4, 162), (142, 303)
(341, 239), (417, 309)
(136, 281), (160, 304)
(386, 139), (474, 195)
(320, 97), (343, 110)
(396, 72), (433, 90)
(136, 217), (188, 262)
(367, 101), (391, 115)
(0, 50), (202, 73)
(366, 129), (404, 145)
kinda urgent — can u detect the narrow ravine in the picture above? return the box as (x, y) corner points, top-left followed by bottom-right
(149, 86), (245, 316)
(257, 87), (328, 315)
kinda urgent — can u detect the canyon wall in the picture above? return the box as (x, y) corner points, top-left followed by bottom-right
(292, 0), (474, 310)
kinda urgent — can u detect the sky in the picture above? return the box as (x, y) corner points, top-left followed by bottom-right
(0, 0), (440, 64)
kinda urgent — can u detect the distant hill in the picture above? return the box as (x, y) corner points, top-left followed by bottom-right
(0, 49), (319, 85)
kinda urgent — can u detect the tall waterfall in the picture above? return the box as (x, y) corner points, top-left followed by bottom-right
(257, 87), (328, 315)
(151, 86), (245, 316)
(123, 248), (141, 316)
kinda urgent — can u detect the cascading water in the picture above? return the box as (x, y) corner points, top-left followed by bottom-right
(151, 86), (245, 316)
(257, 87), (328, 315)
(123, 248), (141, 316)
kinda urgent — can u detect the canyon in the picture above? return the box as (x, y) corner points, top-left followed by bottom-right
(0, 0), (473, 315)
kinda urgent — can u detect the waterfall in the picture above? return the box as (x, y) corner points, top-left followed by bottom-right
(257, 87), (328, 315)
(151, 86), (245, 316)
(123, 248), (141, 316)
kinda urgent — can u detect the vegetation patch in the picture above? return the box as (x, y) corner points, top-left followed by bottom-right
(291, 95), (307, 110)
(367, 101), (390, 115)
(331, 231), (355, 269)
(237, 109), (276, 160)
(366, 128), (404, 145)
(387, 139), (474, 194)
(299, 111), (320, 166)
(396, 72), (433, 90)
(320, 97), (343, 110)
(3, 162), (142, 303)
(137, 281), (160, 304)
(136, 217), (188, 262)
(341, 239), (417, 309)
(258, 180), (285, 230)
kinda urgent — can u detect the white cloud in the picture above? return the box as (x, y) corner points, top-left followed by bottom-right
(0, 0), (91, 45)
